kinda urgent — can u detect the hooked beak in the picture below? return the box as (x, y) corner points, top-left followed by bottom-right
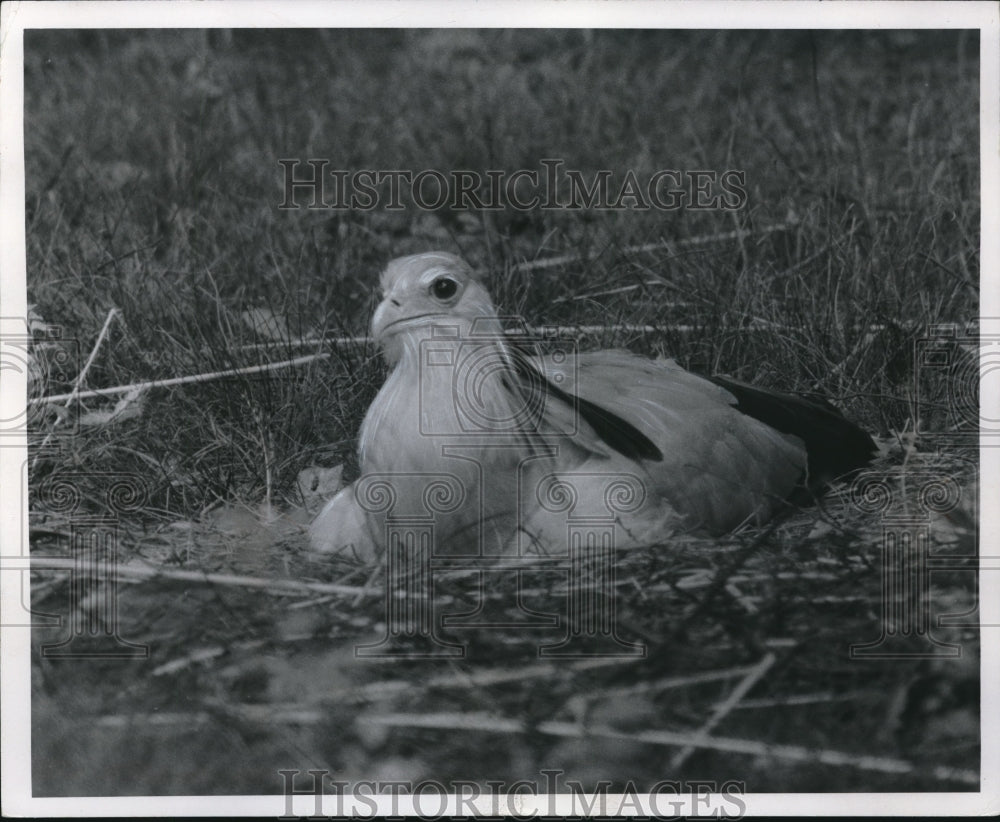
(371, 300), (445, 341)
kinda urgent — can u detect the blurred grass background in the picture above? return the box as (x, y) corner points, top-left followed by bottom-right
(24, 28), (979, 795)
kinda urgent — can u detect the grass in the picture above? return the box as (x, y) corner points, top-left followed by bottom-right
(23, 28), (979, 796)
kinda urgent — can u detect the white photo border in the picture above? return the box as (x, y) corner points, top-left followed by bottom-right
(1, 1), (998, 817)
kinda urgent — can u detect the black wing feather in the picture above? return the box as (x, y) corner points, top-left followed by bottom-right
(507, 350), (664, 463)
(709, 375), (877, 484)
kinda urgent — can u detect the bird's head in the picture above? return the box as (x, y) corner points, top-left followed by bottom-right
(372, 252), (500, 365)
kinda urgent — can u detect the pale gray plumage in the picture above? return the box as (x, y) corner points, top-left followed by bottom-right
(310, 251), (874, 560)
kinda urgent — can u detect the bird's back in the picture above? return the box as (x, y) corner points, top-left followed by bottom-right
(539, 349), (811, 534)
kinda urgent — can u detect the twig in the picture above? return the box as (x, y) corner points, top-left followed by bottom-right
(30, 353), (330, 405)
(32, 307), (120, 465)
(81, 704), (979, 785)
(17, 557), (373, 598)
(352, 712), (979, 786)
(95, 712), (215, 728)
(506, 221), (800, 274)
(552, 284), (689, 304)
(210, 335), (371, 354)
(527, 323), (659, 336)
(151, 638), (268, 676)
(645, 569), (842, 594)
(669, 651), (778, 769)
(63, 307), (121, 407)
(353, 656), (640, 700)
(721, 690), (871, 710)
(152, 643), (638, 690)
(595, 663), (767, 701)
(95, 708), (326, 728)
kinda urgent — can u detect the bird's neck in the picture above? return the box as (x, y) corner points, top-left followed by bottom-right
(358, 328), (529, 474)
(356, 322), (561, 552)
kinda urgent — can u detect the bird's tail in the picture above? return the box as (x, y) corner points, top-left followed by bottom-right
(708, 376), (878, 489)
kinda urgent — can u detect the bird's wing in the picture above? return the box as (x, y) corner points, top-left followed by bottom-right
(706, 374), (877, 485)
(506, 344), (662, 462)
(531, 349), (809, 533)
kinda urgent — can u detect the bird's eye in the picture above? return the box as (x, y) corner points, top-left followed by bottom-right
(431, 277), (459, 301)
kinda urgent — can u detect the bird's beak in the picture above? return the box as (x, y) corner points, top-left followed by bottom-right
(371, 298), (445, 341)
(370, 298), (397, 340)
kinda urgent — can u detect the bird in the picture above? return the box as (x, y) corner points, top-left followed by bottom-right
(309, 251), (876, 561)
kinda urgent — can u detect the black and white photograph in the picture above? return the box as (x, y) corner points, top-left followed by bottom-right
(1, 1), (996, 816)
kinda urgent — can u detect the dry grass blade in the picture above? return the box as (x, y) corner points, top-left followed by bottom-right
(150, 639), (271, 677)
(30, 353), (330, 405)
(353, 712), (979, 786)
(594, 664), (771, 701)
(506, 222), (800, 274)
(60, 306), (121, 407)
(351, 656), (643, 701)
(23, 557), (372, 598)
(31, 306), (121, 466)
(669, 651), (778, 769)
(85, 704), (977, 786)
